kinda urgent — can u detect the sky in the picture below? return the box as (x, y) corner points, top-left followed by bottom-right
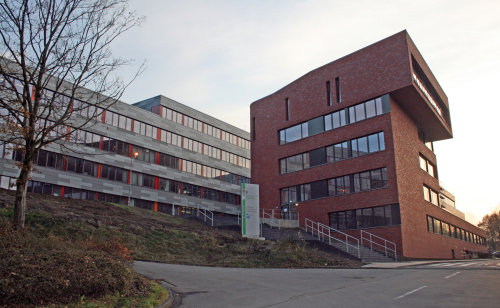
(112, 0), (500, 225)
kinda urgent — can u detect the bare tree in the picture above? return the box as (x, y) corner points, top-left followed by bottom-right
(0, 0), (142, 230)
(478, 210), (500, 252)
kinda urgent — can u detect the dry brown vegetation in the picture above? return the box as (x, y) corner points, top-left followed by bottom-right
(0, 188), (361, 306)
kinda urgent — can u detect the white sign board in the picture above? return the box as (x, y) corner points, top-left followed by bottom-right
(241, 183), (259, 238)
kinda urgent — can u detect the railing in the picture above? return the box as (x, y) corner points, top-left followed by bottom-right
(304, 218), (360, 259)
(262, 209), (281, 228)
(360, 230), (397, 260)
(197, 207), (214, 227)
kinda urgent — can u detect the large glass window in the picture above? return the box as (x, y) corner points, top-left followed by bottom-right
(423, 186), (430, 202)
(368, 133), (379, 153)
(365, 100), (376, 118)
(310, 180), (328, 199)
(357, 137), (368, 156)
(309, 148), (326, 167)
(308, 116), (324, 136)
(427, 216), (434, 232)
(287, 154), (303, 172)
(285, 125), (302, 143)
(324, 114), (332, 131)
(355, 104), (366, 122)
(278, 95), (389, 144)
(281, 167), (388, 201)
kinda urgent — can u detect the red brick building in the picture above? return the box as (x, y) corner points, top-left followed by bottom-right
(250, 30), (487, 259)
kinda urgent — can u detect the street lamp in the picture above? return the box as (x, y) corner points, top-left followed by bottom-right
(128, 151), (139, 206)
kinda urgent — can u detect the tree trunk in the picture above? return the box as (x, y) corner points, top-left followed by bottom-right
(14, 163), (32, 230)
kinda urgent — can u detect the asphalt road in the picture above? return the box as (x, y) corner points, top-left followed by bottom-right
(133, 259), (500, 308)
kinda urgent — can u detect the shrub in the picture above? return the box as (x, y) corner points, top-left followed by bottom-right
(0, 221), (149, 306)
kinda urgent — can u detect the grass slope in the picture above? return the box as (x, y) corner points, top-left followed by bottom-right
(0, 189), (361, 306)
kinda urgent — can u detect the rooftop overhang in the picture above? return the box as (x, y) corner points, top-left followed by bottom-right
(391, 84), (453, 142)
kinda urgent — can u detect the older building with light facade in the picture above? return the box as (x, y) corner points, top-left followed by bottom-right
(0, 88), (250, 216)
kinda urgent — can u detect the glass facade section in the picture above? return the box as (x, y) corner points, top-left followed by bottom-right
(279, 95), (389, 144)
(279, 132), (385, 174)
(280, 167), (388, 204)
(426, 215), (486, 246)
(330, 204), (401, 230)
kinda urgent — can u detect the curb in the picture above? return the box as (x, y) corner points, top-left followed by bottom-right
(156, 281), (175, 308)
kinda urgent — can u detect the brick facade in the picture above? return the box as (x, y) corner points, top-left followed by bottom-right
(250, 30), (487, 259)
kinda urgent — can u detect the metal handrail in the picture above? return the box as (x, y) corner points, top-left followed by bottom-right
(304, 218), (360, 259)
(262, 209), (281, 229)
(198, 208), (214, 227)
(360, 230), (397, 260)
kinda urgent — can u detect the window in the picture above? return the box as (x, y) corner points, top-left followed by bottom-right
(427, 216), (434, 232)
(423, 186), (430, 202)
(310, 180), (328, 199)
(285, 98), (290, 121)
(368, 134), (379, 153)
(419, 154), (437, 178)
(309, 148), (326, 167)
(355, 104), (365, 122)
(326, 81), (332, 106)
(324, 114), (332, 131)
(278, 95), (389, 144)
(252, 117), (256, 141)
(281, 167), (387, 202)
(307, 117), (324, 136)
(431, 190), (438, 206)
(433, 218), (442, 234)
(357, 137), (368, 156)
(335, 77), (341, 103)
(360, 171), (371, 191)
(332, 112), (340, 128)
(285, 125), (302, 143)
(419, 155), (427, 170)
(365, 99), (376, 118)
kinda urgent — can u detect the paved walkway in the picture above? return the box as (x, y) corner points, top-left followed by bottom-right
(363, 258), (492, 268)
(134, 259), (500, 308)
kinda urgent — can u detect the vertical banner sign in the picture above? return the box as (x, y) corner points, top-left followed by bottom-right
(241, 183), (260, 238)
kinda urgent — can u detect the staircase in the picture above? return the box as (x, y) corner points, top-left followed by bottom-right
(192, 210), (397, 263)
(301, 219), (396, 262)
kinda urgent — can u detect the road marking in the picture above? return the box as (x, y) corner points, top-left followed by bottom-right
(444, 271), (460, 279)
(457, 262), (477, 267)
(429, 263), (452, 267)
(394, 286), (427, 300)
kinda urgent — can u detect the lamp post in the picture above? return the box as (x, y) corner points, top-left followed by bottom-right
(128, 151), (139, 206)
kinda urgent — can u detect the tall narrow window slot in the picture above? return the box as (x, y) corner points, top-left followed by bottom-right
(326, 81), (332, 106)
(285, 98), (290, 121)
(251, 117), (256, 141)
(335, 77), (341, 103)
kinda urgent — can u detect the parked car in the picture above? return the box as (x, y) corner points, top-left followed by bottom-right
(492, 251), (500, 258)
